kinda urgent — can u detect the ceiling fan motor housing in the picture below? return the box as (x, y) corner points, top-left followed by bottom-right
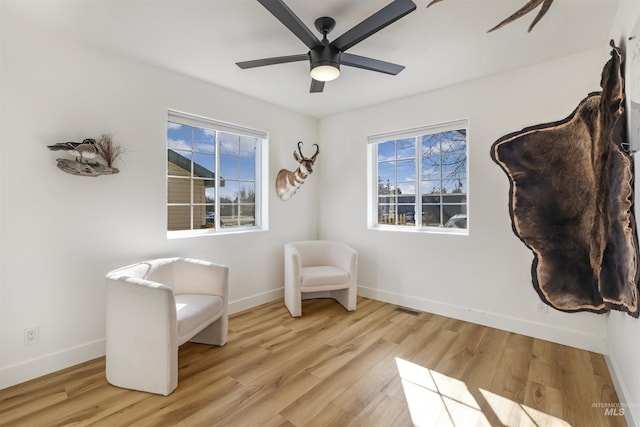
(309, 45), (341, 71)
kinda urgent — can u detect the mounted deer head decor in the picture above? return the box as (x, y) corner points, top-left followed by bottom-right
(427, 0), (554, 33)
(275, 141), (320, 201)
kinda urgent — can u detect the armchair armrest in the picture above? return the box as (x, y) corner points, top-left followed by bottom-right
(326, 243), (358, 275)
(284, 243), (302, 287)
(105, 275), (179, 395)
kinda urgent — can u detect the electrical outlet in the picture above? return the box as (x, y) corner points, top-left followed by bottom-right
(24, 327), (39, 345)
(536, 300), (549, 313)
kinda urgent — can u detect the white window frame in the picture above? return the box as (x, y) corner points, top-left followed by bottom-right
(367, 119), (469, 235)
(167, 110), (269, 238)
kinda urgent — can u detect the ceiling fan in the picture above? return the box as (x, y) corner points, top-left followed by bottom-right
(236, 0), (417, 93)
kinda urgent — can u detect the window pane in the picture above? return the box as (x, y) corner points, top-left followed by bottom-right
(398, 204), (415, 225)
(240, 182), (255, 203)
(168, 178), (190, 204)
(193, 205), (208, 229)
(422, 157), (441, 180)
(396, 160), (415, 182)
(220, 180), (239, 202)
(397, 138), (415, 159)
(193, 127), (215, 153)
(167, 123), (192, 151)
(443, 206), (467, 229)
(220, 155), (238, 180)
(239, 158), (255, 180)
(205, 206), (215, 228)
(442, 130), (466, 153)
(193, 153), (215, 177)
(378, 141), (395, 161)
(192, 179), (214, 203)
(220, 132), (239, 156)
(421, 134), (441, 157)
(240, 204), (256, 226)
(378, 162), (397, 188)
(169, 150), (193, 177)
(397, 195), (415, 205)
(441, 153), (466, 180)
(220, 204), (238, 227)
(421, 181), (443, 195)
(422, 194), (440, 204)
(379, 195), (396, 204)
(240, 136), (257, 158)
(378, 208), (397, 225)
(168, 206), (191, 231)
(397, 182), (416, 196)
(442, 192), (466, 204)
(204, 182), (215, 203)
(442, 180), (466, 196)
(422, 205), (441, 227)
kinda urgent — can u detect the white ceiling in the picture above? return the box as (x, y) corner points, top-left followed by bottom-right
(7, 0), (621, 118)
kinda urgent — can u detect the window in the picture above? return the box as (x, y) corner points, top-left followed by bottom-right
(167, 111), (267, 236)
(368, 119), (468, 234)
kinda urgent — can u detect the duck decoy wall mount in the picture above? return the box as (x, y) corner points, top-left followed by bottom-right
(47, 133), (122, 177)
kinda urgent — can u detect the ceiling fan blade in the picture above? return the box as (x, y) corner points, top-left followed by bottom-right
(310, 79), (325, 93)
(341, 53), (405, 75)
(331, 0), (416, 52)
(257, 0), (321, 50)
(236, 54), (308, 69)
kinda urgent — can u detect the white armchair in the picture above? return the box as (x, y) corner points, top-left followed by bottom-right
(105, 257), (228, 395)
(284, 240), (358, 317)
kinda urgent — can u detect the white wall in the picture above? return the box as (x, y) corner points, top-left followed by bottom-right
(607, 2), (640, 425)
(0, 6), (318, 388)
(318, 47), (613, 354)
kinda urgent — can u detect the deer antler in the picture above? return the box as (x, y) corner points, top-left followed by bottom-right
(489, 0), (554, 33)
(297, 141), (305, 158)
(311, 144), (320, 161)
(427, 0), (554, 33)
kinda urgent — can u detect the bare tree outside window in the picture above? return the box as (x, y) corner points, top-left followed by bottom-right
(371, 121), (468, 232)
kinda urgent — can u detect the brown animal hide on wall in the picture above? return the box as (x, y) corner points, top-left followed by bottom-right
(491, 42), (639, 318)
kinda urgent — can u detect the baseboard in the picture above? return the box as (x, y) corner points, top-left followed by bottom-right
(1, 286), (606, 391)
(0, 289), (285, 390)
(228, 287), (284, 315)
(605, 353), (639, 426)
(358, 285), (607, 354)
(0, 338), (105, 390)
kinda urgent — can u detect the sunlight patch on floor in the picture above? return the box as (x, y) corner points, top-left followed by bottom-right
(395, 357), (571, 427)
(480, 388), (571, 427)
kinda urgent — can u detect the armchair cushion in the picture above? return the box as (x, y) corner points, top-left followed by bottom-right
(301, 266), (350, 287)
(175, 294), (224, 345)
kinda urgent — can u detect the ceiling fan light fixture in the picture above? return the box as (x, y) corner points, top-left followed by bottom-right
(310, 64), (340, 82)
(309, 45), (341, 82)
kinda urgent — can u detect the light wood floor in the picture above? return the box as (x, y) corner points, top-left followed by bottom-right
(0, 297), (627, 426)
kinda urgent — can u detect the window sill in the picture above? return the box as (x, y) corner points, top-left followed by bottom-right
(167, 226), (267, 239)
(369, 224), (468, 236)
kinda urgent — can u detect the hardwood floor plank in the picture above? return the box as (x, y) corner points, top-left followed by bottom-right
(280, 339), (398, 425)
(332, 354), (401, 417)
(460, 326), (510, 387)
(346, 392), (409, 427)
(0, 298), (628, 427)
(302, 402), (354, 427)
(434, 322), (487, 378)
